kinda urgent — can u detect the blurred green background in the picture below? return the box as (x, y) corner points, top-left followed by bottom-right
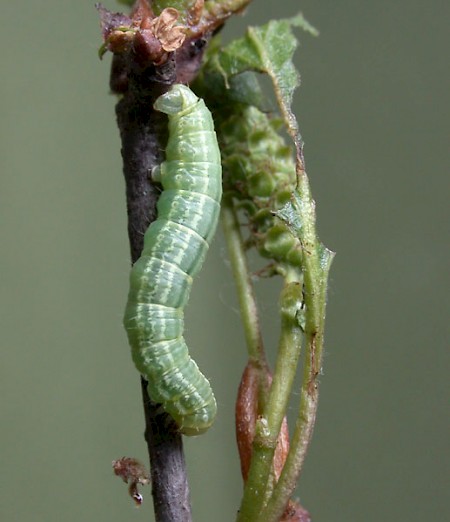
(1, 1), (448, 521)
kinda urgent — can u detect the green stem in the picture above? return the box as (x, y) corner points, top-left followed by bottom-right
(236, 265), (306, 522)
(259, 173), (334, 521)
(221, 195), (267, 368)
(236, 286), (304, 521)
(259, 329), (324, 521)
(260, 332), (320, 521)
(263, 269), (303, 443)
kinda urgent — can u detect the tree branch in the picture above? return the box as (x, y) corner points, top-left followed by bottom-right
(113, 54), (193, 521)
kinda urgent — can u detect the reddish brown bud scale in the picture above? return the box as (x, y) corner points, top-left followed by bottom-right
(236, 363), (311, 519)
(235, 361), (290, 482)
(235, 362), (259, 481)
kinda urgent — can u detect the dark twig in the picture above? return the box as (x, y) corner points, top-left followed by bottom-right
(140, 378), (191, 521)
(115, 58), (193, 522)
(113, 54), (193, 520)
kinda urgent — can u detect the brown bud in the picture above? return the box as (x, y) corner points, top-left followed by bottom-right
(150, 8), (186, 52)
(132, 29), (165, 66)
(97, 1), (184, 67)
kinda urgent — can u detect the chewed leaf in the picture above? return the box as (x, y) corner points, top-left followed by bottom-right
(202, 15), (317, 157)
(213, 15), (317, 92)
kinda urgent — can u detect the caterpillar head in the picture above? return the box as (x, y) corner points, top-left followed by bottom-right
(154, 84), (199, 115)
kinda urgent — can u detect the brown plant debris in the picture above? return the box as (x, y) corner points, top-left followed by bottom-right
(112, 457), (151, 506)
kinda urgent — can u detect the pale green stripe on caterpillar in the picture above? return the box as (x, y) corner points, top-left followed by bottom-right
(123, 84), (222, 435)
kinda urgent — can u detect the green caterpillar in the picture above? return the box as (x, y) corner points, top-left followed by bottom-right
(123, 84), (221, 435)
